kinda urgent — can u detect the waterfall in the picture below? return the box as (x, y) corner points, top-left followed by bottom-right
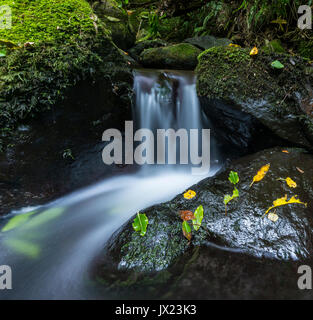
(0, 69), (221, 299)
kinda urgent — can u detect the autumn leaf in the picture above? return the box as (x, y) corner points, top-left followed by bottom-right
(228, 43), (241, 48)
(250, 163), (270, 187)
(192, 205), (204, 231)
(184, 189), (196, 199)
(179, 210), (195, 221)
(296, 167), (304, 174)
(264, 195), (307, 217)
(277, 177), (297, 188)
(268, 211), (279, 222)
(250, 47), (258, 56)
(132, 212), (149, 236)
(182, 221), (192, 241)
(282, 150), (289, 153)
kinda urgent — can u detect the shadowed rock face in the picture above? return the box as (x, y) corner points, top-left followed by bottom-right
(97, 147), (313, 277)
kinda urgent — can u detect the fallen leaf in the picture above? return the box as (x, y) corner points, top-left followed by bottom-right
(250, 47), (258, 56)
(184, 190), (196, 200)
(250, 163), (270, 187)
(264, 195), (307, 216)
(228, 43), (241, 48)
(296, 167), (304, 174)
(192, 205), (204, 231)
(277, 177), (297, 188)
(282, 150), (289, 153)
(132, 212), (149, 236)
(179, 210), (195, 221)
(268, 212), (279, 222)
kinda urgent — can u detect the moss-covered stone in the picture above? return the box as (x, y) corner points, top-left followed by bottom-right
(91, 0), (136, 50)
(0, 0), (132, 132)
(140, 43), (202, 69)
(196, 46), (313, 148)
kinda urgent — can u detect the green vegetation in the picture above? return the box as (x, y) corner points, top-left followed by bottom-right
(132, 212), (149, 236)
(224, 171), (240, 215)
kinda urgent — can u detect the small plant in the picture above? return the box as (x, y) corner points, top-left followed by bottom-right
(132, 212), (149, 237)
(62, 148), (74, 160)
(180, 205), (204, 241)
(224, 171), (239, 215)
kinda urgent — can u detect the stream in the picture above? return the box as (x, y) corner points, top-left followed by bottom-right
(0, 69), (222, 299)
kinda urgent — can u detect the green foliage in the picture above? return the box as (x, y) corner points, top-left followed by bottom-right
(192, 205), (204, 231)
(1, 210), (36, 232)
(228, 171), (239, 185)
(132, 212), (149, 236)
(271, 60), (284, 69)
(224, 171), (240, 215)
(182, 220), (192, 241)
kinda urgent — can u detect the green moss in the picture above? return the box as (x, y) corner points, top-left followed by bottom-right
(0, 0), (96, 45)
(298, 40), (313, 60)
(196, 46), (313, 115)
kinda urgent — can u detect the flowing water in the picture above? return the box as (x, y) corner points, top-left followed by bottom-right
(0, 69), (221, 299)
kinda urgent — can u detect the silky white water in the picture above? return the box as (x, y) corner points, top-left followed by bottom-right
(0, 70), (220, 299)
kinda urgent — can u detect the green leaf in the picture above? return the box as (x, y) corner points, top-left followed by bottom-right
(132, 212), (149, 236)
(182, 220), (192, 241)
(233, 187), (239, 198)
(224, 194), (232, 205)
(228, 171), (239, 185)
(1, 211), (36, 232)
(105, 16), (121, 22)
(192, 205), (204, 231)
(271, 60), (284, 69)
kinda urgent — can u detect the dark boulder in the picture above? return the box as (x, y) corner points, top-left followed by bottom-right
(98, 147), (313, 277)
(196, 46), (313, 151)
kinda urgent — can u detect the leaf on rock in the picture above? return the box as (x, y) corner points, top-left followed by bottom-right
(268, 211), (279, 222)
(183, 189), (196, 199)
(228, 171), (239, 185)
(250, 163), (270, 187)
(296, 167), (304, 174)
(180, 210), (195, 221)
(182, 221), (192, 241)
(132, 212), (149, 237)
(271, 60), (284, 69)
(192, 205), (204, 231)
(264, 195), (307, 216)
(277, 177), (297, 188)
(250, 47), (258, 56)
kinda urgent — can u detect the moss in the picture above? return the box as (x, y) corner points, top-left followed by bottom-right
(0, 0), (96, 45)
(141, 43), (202, 69)
(196, 46), (313, 115)
(0, 0), (130, 130)
(298, 40), (313, 61)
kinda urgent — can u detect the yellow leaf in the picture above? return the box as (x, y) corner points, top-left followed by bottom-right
(277, 177), (297, 188)
(250, 47), (258, 56)
(285, 177), (297, 188)
(250, 163), (270, 187)
(282, 150), (289, 153)
(268, 212), (279, 222)
(183, 190), (196, 200)
(228, 43), (241, 48)
(264, 195), (307, 216)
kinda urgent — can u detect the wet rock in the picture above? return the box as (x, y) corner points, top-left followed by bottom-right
(98, 147), (313, 276)
(140, 43), (202, 70)
(196, 46), (313, 149)
(184, 35), (231, 50)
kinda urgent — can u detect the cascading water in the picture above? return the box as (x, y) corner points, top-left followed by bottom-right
(0, 69), (221, 299)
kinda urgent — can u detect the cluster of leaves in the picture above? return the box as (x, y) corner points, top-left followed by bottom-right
(180, 205), (204, 241)
(223, 171), (239, 215)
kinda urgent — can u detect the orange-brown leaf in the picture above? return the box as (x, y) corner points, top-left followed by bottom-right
(179, 210), (195, 221)
(250, 163), (270, 187)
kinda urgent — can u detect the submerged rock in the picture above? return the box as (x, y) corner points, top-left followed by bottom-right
(196, 46), (313, 150)
(98, 147), (313, 276)
(140, 43), (202, 70)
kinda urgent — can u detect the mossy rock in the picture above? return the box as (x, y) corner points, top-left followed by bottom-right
(140, 43), (202, 70)
(196, 46), (313, 149)
(92, 0), (135, 50)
